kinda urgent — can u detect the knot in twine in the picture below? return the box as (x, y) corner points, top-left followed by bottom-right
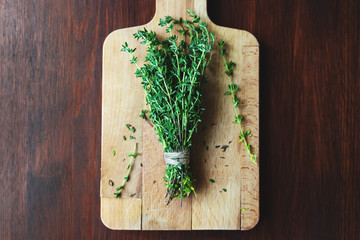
(164, 150), (190, 165)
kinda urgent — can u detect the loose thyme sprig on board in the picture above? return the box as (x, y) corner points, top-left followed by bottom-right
(122, 9), (216, 205)
(219, 40), (257, 164)
(114, 143), (141, 198)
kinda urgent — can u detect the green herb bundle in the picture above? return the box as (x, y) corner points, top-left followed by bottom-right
(122, 10), (216, 205)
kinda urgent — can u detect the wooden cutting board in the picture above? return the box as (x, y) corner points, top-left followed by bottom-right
(101, 0), (259, 230)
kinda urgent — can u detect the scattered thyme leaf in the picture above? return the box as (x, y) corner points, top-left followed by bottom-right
(209, 179), (215, 183)
(222, 188), (227, 192)
(126, 124), (136, 133)
(108, 180), (114, 186)
(112, 150), (116, 156)
(221, 145), (229, 152)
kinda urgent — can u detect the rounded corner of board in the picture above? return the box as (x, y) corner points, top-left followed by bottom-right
(103, 29), (121, 49)
(100, 201), (118, 231)
(241, 30), (259, 46)
(100, 197), (124, 230)
(241, 215), (260, 231)
(100, 197), (142, 230)
(100, 216), (117, 231)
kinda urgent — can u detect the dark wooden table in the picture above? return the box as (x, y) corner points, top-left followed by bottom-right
(1, 0), (359, 239)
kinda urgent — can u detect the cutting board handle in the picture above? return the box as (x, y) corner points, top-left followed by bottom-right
(154, 0), (209, 20)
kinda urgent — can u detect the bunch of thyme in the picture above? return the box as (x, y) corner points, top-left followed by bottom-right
(219, 40), (257, 164)
(122, 10), (216, 205)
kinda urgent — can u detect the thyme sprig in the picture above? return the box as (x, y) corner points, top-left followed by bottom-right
(122, 10), (216, 204)
(114, 143), (140, 198)
(219, 40), (257, 164)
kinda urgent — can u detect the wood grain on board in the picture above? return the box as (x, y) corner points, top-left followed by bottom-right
(101, 0), (259, 230)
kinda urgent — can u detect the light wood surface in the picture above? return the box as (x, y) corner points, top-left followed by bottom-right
(101, 198), (142, 230)
(101, 0), (259, 230)
(142, 123), (192, 230)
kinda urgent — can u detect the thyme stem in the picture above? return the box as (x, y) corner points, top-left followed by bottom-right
(219, 40), (257, 164)
(114, 143), (140, 198)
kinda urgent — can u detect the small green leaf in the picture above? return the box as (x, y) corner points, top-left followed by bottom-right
(140, 110), (148, 118)
(130, 56), (137, 64)
(209, 179), (215, 183)
(129, 153), (141, 158)
(221, 49), (227, 56)
(230, 84), (239, 91)
(234, 99), (240, 107)
(126, 124), (136, 133)
(222, 188), (227, 192)
(112, 150), (116, 156)
(236, 115), (243, 121)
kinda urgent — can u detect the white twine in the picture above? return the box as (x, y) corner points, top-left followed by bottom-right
(164, 150), (190, 165)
